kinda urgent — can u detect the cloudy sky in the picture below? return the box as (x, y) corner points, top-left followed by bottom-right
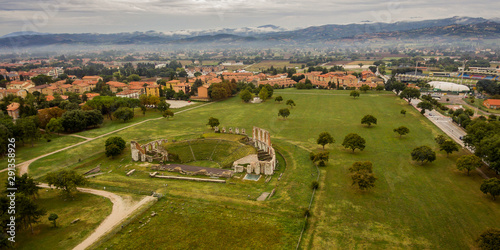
(0, 0), (499, 36)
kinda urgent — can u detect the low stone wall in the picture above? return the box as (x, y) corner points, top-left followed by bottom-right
(152, 164), (233, 178)
(153, 175), (226, 183)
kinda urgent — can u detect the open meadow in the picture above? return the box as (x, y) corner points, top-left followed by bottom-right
(27, 89), (499, 249)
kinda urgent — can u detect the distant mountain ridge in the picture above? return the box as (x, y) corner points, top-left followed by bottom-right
(0, 16), (499, 48)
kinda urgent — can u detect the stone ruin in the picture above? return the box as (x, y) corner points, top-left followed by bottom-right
(232, 126), (277, 176)
(131, 139), (169, 162)
(215, 126), (246, 135)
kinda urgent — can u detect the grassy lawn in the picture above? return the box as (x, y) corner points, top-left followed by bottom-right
(0, 135), (85, 170)
(15, 190), (112, 250)
(27, 88), (500, 249)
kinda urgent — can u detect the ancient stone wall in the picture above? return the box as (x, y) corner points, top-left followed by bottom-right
(131, 139), (169, 162)
(232, 127), (277, 176)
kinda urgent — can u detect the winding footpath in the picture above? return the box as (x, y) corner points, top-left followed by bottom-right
(4, 102), (214, 249)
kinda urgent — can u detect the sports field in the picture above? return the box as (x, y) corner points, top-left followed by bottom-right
(28, 89), (499, 249)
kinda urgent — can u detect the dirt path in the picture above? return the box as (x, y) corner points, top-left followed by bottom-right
(38, 183), (156, 250)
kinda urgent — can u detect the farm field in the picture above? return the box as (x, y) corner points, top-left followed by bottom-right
(27, 89), (500, 249)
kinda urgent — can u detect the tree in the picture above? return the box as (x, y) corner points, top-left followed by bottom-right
(286, 99), (296, 108)
(16, 117), (40, 147)
(476, 228), (500, 249)
(140, 105), (146, 116)
(435, 135), (447, 145)
(105, 144), (122, 158)
(207, 117), (220, 129)
(342, 133), (366, 152)
(162, 109), (174, 119)
(392, 81), (406, 94)
(400, 109), (406, 116)
(317, 132), (335, 149)
(240, 89), (253, 103)
(361, 115), (377, 127)
(5, 173), (40, 200)
(45, 170), (88, 198)
(411, 146), (436, 164)
(105, 136), (126, 158)
(400, 88), (421, 104)
(258, 87), (269, 101)
(157, 101), (171, 113)
(309, 151), (329, 166)
(85, 110), (104, 128)
(456, 155), (482, 176)
(349, 161), (377, 190)
(18, 195), (46, 234)
(439, 140), (459, 156)
(359, 84), (370, 92)
(311, 181), (319, 190)
(393, 126), (410, 138)
(48, 213), (58, 228)
(480, 178), (500, 200)
(37, 107), (65, 129)
(350, 90), (360, 99)
(417, 101), (433, 114)
(113, 107), (134, 122)
(278, 108), (290, 119)
(274, 96), (283, 103)
(375, 85), (385, 91)
(61, 110), (87, 132)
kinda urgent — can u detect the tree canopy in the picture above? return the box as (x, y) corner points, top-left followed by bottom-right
(476, 228), (500, 249)
(278, 108), (290, 119)
(456, 155), (482, 176)
(342, 133), (366, 152)
(439, 140), (459, 156)
(361, 115), (377, 127)
(286, 99), (296, 108)
(105, 136), (126, 158)
(240, 89), (253, 103)
(207, 117), (220, 129)
(317, 132), (335, 149)
(349, 161), (377, 190)
(411, 145), (436, 164)
(309, 151), (329, 166)
(393, 126), (410, 138)
(350, 90), (360, 99)
(45, 170), (88, 198)
(113, 107), (134, 122)
(400, 88), (421, 104)
(480, 178), (500, 200)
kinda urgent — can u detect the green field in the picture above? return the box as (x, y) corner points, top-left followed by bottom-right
(26, 89), (500, 249)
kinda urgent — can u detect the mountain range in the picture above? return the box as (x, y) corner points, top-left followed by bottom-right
(1, 16), (499, 49)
